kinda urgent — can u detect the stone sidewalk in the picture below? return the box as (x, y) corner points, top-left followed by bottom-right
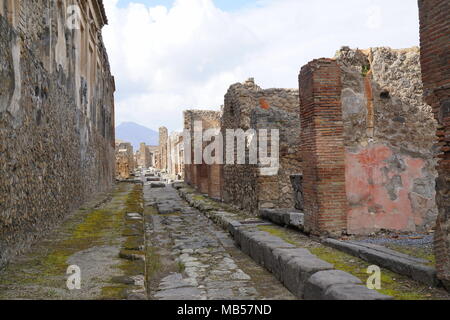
(143, 183), (296, 300)
(0, 183), (146, 300)
(175, 183), (450, 300)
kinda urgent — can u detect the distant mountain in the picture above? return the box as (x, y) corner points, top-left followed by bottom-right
(115, 122), (159, 150)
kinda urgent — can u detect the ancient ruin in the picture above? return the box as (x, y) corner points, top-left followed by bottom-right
(0, 0), (115, 267)
(167, 132), (184, 180)
(299, 47), (438, 235)
(418, 0), (450, 290)
(0, 0), (449, 302)
(115, 141), (134, 179)
(222, 79), (301, 214)
(183, 110), (222, 197)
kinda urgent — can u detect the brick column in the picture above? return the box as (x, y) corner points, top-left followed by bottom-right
(299, 59), (347, 235)
(418, 0), (450, 289)
(208, 164), (222, 199)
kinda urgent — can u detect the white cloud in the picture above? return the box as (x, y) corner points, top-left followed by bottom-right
(102, 0), (420, 132)
(366, 5), (383, 30)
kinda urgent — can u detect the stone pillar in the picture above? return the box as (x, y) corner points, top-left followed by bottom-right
(418, 0), (450, 289)
(159, 127), (169, 171)
(299, 59), (347, 235)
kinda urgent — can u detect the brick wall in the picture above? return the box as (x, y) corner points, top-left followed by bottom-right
(299, 59), (347, 235)
(183, 110), (221, 195)
(418, 0), (450, 289)
(208, 164), (222, 199)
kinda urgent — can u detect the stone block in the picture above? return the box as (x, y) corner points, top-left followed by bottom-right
(323, 284), (393, 300)
(304, 270), (362, 300)
(280, 255), (334, 298)
(150, 183), (166, 188)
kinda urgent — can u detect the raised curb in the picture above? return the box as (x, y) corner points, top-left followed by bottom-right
(323, 238), (439, 287)
(177, 186), (392, 300)
(260, 209), (304, 231)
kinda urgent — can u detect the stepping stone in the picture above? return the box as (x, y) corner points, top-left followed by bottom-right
(151, 183), (166, 188)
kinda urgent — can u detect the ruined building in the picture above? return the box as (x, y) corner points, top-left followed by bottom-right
(115, 141), (134, 179)
(0, 1), (115, 266)
(418, 0), (450, 289)
(136, 142), (151, 169)
(159, 127), (169, 171)
(167, 132), (184, 180)
(222, 79), (301, 214)
(147, 145), (159, 168)
(184, 110), (222, 198)
(180, 47), (438, 239)
(299, 47), (438, 236)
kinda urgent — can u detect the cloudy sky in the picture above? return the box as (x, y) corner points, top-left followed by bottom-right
(102, 0), (420, 132)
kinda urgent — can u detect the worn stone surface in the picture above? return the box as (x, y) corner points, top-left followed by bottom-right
(260, 209), (304, 231)
(323, 284), (393, 300)
(144, 184), (296, 300)
(323, 238), (439, 286)
(222, 78), (301, 215)
(304, 270), (362, 300)
(0, 183), (145, 300)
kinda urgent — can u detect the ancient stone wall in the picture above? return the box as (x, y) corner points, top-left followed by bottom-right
(250, 104), (301, 211)
(298, 47), (438, 236)
(159, 127), (168, 171)
(183, 110), (222, 196)
(336, 47), (438, 234)
(115, 141), (134, 179)
(147, 145), (159, 167)
(418, 0), (450, 289)
(167, 132), (184, 179)
(222, 78), (300, 215)
(137, 143), (151, 169)
(0, 1), (115, 267)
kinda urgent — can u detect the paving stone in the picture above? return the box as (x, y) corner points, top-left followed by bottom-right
(150, 183), (166, 188)
(280, 255), (334, 297)
(304, 270), (362, 300)
(323, 284), (394, 300)
(144, 184), (296, 300)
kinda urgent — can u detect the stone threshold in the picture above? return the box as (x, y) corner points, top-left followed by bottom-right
(260, 208), (305, 231)
(322, 238), (439, 287)
(175, 184), (392, 300)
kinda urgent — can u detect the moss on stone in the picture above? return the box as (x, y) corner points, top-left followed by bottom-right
(100, 285), (128, 300)
(0, 183), (134, 299)
(145, 246), (162, 281)
(125, 185), (144, 214)
(257, 225), (299, 246)
(144, 206), (159, 216)
(385, 244), (435, 266)
(310, 246), (433, 300)
(123, 236), (144, 251)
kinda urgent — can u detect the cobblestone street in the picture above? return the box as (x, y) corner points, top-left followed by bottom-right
(144, 183), (296, 300)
